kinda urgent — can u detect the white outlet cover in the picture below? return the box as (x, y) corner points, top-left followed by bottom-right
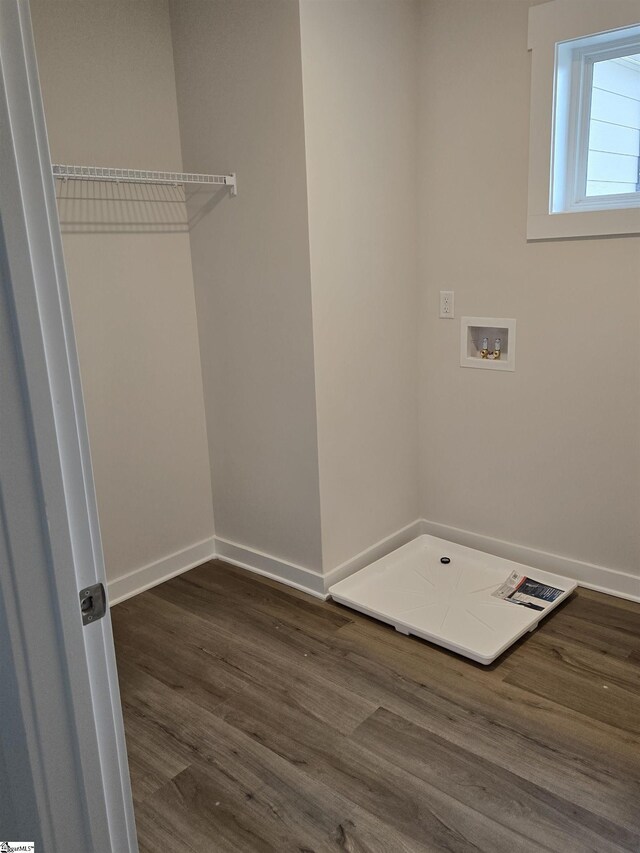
(440, 290), (454, 318)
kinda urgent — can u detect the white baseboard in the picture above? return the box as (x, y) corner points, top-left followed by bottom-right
(108, 520), (639, 608)
(214, 536), (327, 599)
(422, 519), (640, 603)
(107, 536), (215, 606)
(322, 519), (425, 592)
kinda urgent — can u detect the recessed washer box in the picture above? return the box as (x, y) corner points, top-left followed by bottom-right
(461, 316), (516, 371)
(329, 535), (576, 664)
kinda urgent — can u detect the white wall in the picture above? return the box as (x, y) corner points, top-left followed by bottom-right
(419, 0), (640, 589)
(30, 0), (640, 600)
(300, 0), (421, 573)
(169, 0), (420, 582)
(169, 0), (324, 573)
(31, 0), (215, 588)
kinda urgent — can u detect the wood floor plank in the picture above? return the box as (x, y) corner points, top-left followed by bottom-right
(136, 760), (437, 853)
(510, 628), (640, 693)
(114, 590), (375, 735)
(532, 610), (640, 661)
(187, 559), (352, 634)
(132, 796), (202, 853)
(121, 660), (515, 852)
(573, 587), (640, 616)
(112, 604), (246, 709)
(141, 571), (640, 828)
(136, 762), (339, 853)
(156, 568), (350, 643)
(117, 659), (439, 852)
(351, 707), (637, 852)
(116, 669), (195, 806)
(557, 592), (640, 637)
(523, 589), (640, 666)
(503, 645), (640, 735)
(113, 561), (640, 853)
(214, 680), (547, 853)
(122, 733), (188, 807)
(135, 765), (433, 853)
(329, 621), (640, 832)
(333, 615), (640, 756)
(200, 559), (334, 609)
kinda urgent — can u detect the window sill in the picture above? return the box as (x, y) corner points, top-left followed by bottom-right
(527, 207), (640, 241)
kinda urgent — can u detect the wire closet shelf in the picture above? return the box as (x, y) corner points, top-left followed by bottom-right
(51, 164), (237, 196)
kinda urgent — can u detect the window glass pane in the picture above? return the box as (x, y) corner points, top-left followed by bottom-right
(586, 53), (640, 196)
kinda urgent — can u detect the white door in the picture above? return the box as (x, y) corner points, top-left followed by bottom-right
(0, 2), (137, 850)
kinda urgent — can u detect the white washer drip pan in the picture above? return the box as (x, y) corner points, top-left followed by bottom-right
(329, 535), (577, 664)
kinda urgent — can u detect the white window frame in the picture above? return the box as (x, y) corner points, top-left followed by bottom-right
(528, 0), (640, 240)
(554, 30), (640, 213)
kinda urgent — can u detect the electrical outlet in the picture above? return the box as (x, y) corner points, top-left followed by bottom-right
(440, 290), (454, 318)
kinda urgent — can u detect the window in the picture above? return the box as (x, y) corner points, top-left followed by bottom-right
(553, 27), (640, 213)
(527, 1), (640, 240)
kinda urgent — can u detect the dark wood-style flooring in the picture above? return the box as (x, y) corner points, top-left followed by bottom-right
(111, 559), (640, 852)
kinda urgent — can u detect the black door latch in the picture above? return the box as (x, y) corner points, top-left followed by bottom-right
(79, 583), (106, 625)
